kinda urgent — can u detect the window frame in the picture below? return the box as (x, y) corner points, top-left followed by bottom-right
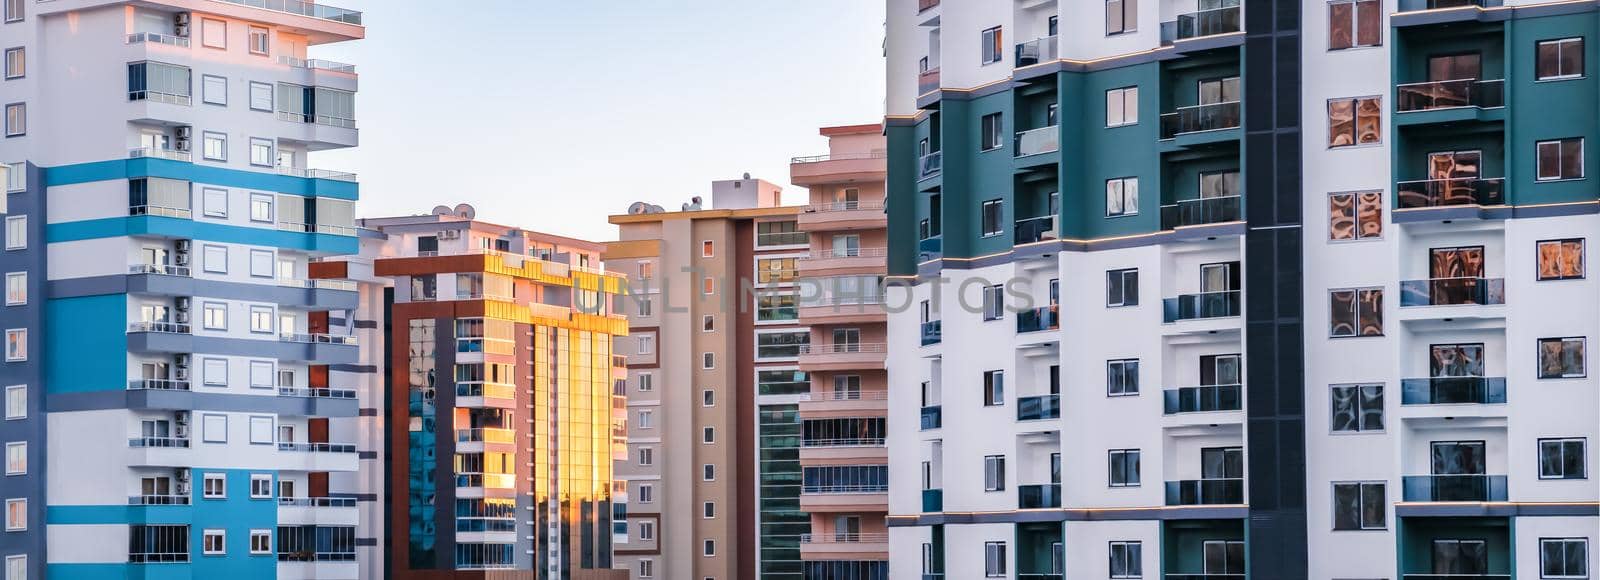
(201, 131), (228, 161)
(202, 472), (226, 499)
(248, 26), (270, 56)
(3, 385), (22, 420)
(1540, 537), (1590, 579)
(1327, 0), (1383, 50)
(1105, 176), (1139, 217)
(5, 216), (24, 251)
(1331, 480), (1387, 531)
(3, 329), (22, 362)
(1108, 448), (1141, 487)
(3, 441), (21, 475)
(1329, 287), (1384, 338)
(981, 284), (1004, 321)
(1106, 358), (1140, 396)
(984, 540), (1008, 577)
(1537, 238), (1586, 281)
(980, 198), (1004, 237)
(4, 272), (22, 306)
(3, 103), (23, 137)
(202, 528), (225, 555)
(980, 26), (1003, 65)
(1, 0), (19, 23)
(982, 370), (1004, 406)
(983, 454), (1006, 491)
(1329, 383), (1385, 433)
(249, 137), (274, 167)
(1536, 37), (1586, 81)
(1109, 540), (1143, 579)
(248, 81), (274, 112)
(1538, 437), (1587, 480)
(1536, 137), (1585, 181)
(201, 74), (227, 106)
(980, 112), (1004, 151)
(1106, 86), (1139, 127)
(249, 529), (271, 555)
(2, 498), (21, 531)
(1105, 0), (1137, 35)
(1326, 96), (1383, 148)
(1537, 337), (1587, 379)
(1327, 190), (1384, 241)
(3, 47), (21, 80)
(1107, 268), (1139, 307)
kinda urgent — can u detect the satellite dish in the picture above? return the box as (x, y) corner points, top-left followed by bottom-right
(628, 202), (650, 215)
(743, 172), (752, 180)
(454, 203), (476, 220)
(431, 205), (452, 216)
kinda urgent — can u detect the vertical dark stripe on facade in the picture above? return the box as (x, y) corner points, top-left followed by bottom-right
(1242, 0), (1308, 578)
(0, 164), (47, 578)
(381, 287), (393, 576)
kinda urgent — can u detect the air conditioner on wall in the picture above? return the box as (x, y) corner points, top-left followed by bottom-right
(174, 353), (190, 367)
(174, 13), (190, 37)
(174, 297), (190, 311)
(174, 126), (192, 140)
(173, 311), (189, 325)
(174, 239), (191, 252)
(173, 367), (189, 381)
(175, 467), (190, 482)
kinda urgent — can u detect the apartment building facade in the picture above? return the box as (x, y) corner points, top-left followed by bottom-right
(333, 209), (629, 579)
(0, 1), (375, 578)
(885, 0), (1597, 578)
(605, 177), (814, 580)
(790, 125), (891, 580)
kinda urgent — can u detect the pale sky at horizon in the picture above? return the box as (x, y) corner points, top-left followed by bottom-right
(309, 1), (888, 242)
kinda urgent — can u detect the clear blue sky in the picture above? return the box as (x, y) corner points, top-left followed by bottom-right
(311, 1), (887, 241)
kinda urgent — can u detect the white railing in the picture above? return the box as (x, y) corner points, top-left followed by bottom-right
(278, 442), (357, 453)
(128, 91), (191, 106)
(277, 56), (357, 74)
(129, 494), (191, 505)
(278, 497), (357, 507)
(789, 152), (888, 164)
(126, 32), (190, 48)
(801, 437), (887, 447)
(803, 247), (889, 260)
(129, 205), (192, 219)
(275, 277), (357, 291)
(127, 378), (190, 391)
(277, 111), (358, 129)
(209, 0), (363, 25)
(277, 386), (356, 399)
(278, 222), (358, 237)
(276, 166), (357, 182)
(128, 321), (190, 334)
(278, 332), (358, 346)
(800, 390), (890, 402)
(129, 147), (192, 162)
(807, 200), (886, 213)
(129, 264), (191, 277)
(799, 532), (889, 544)
(798, 343), (888, 355)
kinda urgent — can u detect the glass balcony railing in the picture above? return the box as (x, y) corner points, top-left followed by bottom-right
(1015, 36), (1059, 67)
(129, 437), (190, 448)
(1400, 377), (1507, 405)
(126, 32), (191, 48)
(1015, 126), (1060, 157)
(1161, 195), (1241, 229)
(1401, 474), (1508, 502)
(128, 147), (192, 163)
(277, 387), (356, 399)
(1398, 0), (1504, 11)
(128, 321), (190, 334)
(1015, 215), (1058, 244)
(918, 68), (941, 95)
(1399, 575), (1511, 580)
(920, 405), (942, 430)
(1399, 278), (1505, 306)
(921, 320), (942, 345)
(1163, 384), (1243, 414)
(918, 236), (943, 260)
(1396, 177), (1505, 208)
(1163, 290), (1242, 323)
(1160, 5), (1242, 45)
(1397, 79), (1504, 112)
(456, 382), (515, 399)
(1017, 394), (1061, 421)
(1167, 575), (1247, 580)
(129, 494), (190, 505)
(455, 428), (517, 445)
(919, 151), (943, 178)
(1018, 483), (1062, 509)
(1165, 478), (1245, 505)
(1160, 101), (1241, 139)
(211, 0), (363, 25)
(1017, 306), (1060, 334)
(127, 378), (190, 391)
(921, 488), (943, 512)
(455, 472), (516, 489)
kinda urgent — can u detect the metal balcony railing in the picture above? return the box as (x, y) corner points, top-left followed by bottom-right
(1399, 278), (1504, 306)
(1017, 306), (1060, 333)
(1400, 377), (1507, 405)
(798, 343), (887, 355)
(1401, 474), (1508, 501)
(129, 494), (190, 505)
(918, 68), (941, 95)
(919, 151), (943, 178)
(791, 152), (887, 164)
(920, 321), (942, 346)
(278, 442), (356, 453)
(210, 0), (363, 25)
(129, 264), (190, 277)
(799, 532), (889, 544)
(1015, 36), (1059, 67)
(127, 378), (190, 391)
(920, 405), (942, 430)
(802, 482), (888, 494)
(806, 200), (886, 213)
(128, 437), (190, 448)
(126, 32), (190, 48)
(799, 390), (889, 402)
(1163, 290), (1242, 323)
(129, 205), (192, 219)
(128, 322), (190, 334)
(1396, 79), (1504, 112)
(1161, 195), (1241, 229)
(1015, 126), (1060, 157)
(129, 147), (192, 163)
(277, 386), (357, 399)
(805, 247), (887, 260)
(1160, 5), (1242, 45)
(277, 56), (357, 74)
(801, 437), (886, 448)
(276, 166), (358, 182)
(1165, 478), (1245, 505)
(278, 332), (358, 345)
(1396, 177), (1505, 208)
(1160, 101), (1242, 139)
(128, 90), (192, 106)
(1163, 384), (1243, 414)
(278, 497), (357, 508)
(1017, 394), (1060, 421)
(1015, 215), (1059, 244)
(1398, 0), (1505, 11)
(1018, 483), (1062, 509)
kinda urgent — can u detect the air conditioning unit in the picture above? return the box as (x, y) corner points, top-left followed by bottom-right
(174, 297), (190, 311)
(174, 253), (190, 267)
(439, 230), (460, 240)
(173, 311), (189, 325)
(175, 467), (190, 482)
(173, 367), (189, 381)
(174, 126), (192, 140)
(174, 410), (189, 425)
(174, 239), (191, 252)
(174, 13), (191, 37)
(174, 423), (188, 438)
(176, 480), (191, 496)
(174, 353), (190, 367)
(174, 137), (191, 153)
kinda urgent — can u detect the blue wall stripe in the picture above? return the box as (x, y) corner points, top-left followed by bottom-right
(46, 216), (358, 254)
(42, 158), (357, 200)
(45, 295), (127, 395)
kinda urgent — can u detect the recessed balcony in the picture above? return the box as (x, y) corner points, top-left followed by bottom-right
(920, 488), (942, 512)
(278, 497), (359, 526)
(1400, 377), (1506, 405)
(128, 322), (190, 335)
(1160, 5), (1242, 45)
(1016, 394), (1060, 421)
(799, 247), (885, 276)
(456, 382), (517, 408)
(128, 494), (190, 506)
(1401, 474), (1508, 502)
(1399, 278), (1504, 307)
(919, 405), (941, 430)
(798, 343), (887, 371)
(1018, 483), (1061, 509)
(1014, 126), (1060, 158)
(1396, 79), (1505, 123)
(127, 378), (190, 392)
(126, 32), (190, 48)
(799, 389), (887, 417)
(1161, 195), (1241, 229)
(1163, 384), (1242, 414)
(1165, 478), (1245, 505)
(920, 320), (942, 346)
(918, 67), (940, 95)
(1014, 215), (1059, 245)
(1396, 177), (1505, 209)
(918, 151), (942, 180)
(1015, 36), (1058, 67)
(212, 0), (363, 25)
(1163, 291), (1241, 323)
(790, 153), (887, 188)
(129, 147), (191, 163)
(799, 533), (889, 560)
(1016, 306), (1060, 334)
(1160, 101), (1241, 140)
(129, 204), (192, 220)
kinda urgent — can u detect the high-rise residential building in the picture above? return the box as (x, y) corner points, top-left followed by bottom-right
(331, 208), (630, 579)
(605, 176), (812, 580)
(789, 124), (890, 580)
(3, 2), (372, 578)
(885, 0), (1597, 579)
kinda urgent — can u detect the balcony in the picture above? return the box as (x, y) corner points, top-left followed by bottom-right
(798, 343), (887, 371)
(756, 230), (808, 247)
(1163, 291), (1242, 323)
(212, 0), (363, 25)
(799, 389), (888, 418)
(921, 488), (943, 512)
(279, 442), (356, 454)
(1161, 6), (1242, 45)
(456, 382), (517, 408)
(1401, 377), (1506, 405)
(790, 152), (887, 187)
(1160, 101), (1241, 140)
(1163, 384), (1243, 414)
(1015, 126), (1060, 158)
(921, 320), (942, 346)
(1166, 575), (1246, 580)
(800, 247), (886, 275)
(278, 497), (359, 526)
(1016, 394), (1060, 421)
(1016, 306), (1059, 334)
(1399, 278), (1504, 307)
(276, 166), (358, 182)
(127, 377), (190, 392)
(277, 221), (359, 237)
(455, 473), (516, 491)
(129, 205), (192, 220)
(1018, 483), (1061, 509)
(1396, 177), (1505, 209)
(127, 437), (191, 467)
(277, 387), (356, 400)
(918, 68), (940, 95)
(278, 332), (357, 346)
(127, 322), (190, 335)
(1165, 478), (1245, 505)
(1397, 0), (1504, 11)
(456, 428), (516, 445)
(1015, 36), (1059, 67)
(1397, 79), (1504, 113)
(798, 199), (887, 232)
(129, 494), (190, 506)
(126, 32), (190, 48)
(1014, 215), (1058, 245)
(1161, 195), (1241, 229)
(278, 56), (357, 74)
(920, 405), (942, 430)
(918, 236), (942, 260)
(1400, 576), (1510, 580)
(129, 147), (191, 163)
(1401, 474), (1508, 502)
(128, 90), (191, 107)
(919, 151), (942, 179)
(799, 533), (890, 559)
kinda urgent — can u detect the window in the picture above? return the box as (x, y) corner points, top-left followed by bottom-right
(1332, 481), (1386, 530)
(756, 330), (808, 359)
(249, 82), (273, 112)
(248, 416), (273, 445)
(249, 361), (273, 388)
(1329, 288), (1383, 337)
(980, 113), (1003, 150)
(249, 138), (273, 167)
(1106, 86), (1139, 127)
(201, 188), (228, 218)
(1329, 191), (1383, 240)
(1327, 97), (1382, 147)
(983, 455), (1005, 491)
(1107, 359), (1140, 396)
(203, 303), (227, 330)
(201, 75), (227, 106)
(638, 484), (654, 503)
(980, 199), (1003, 237)
(637, 447), (653, 466)
(2, 0), (17, 22)
(3, 330), (21, 362)
(702, 426), (715, 443)
(1108, 449), (1141, 487)
(1537, 138), (1584, 181)
(3, 273), (21, 306)
(249, 249), (273, 278)
(1330, 384), (1385, 432)
(703, 315), (715, 332)
(1539, 438), (1587, 480)
(635, 335), (653, 355)
(3, 442), (20, 475)
(1538, 337), (1587, 378)
(701, 240), (714, 257)
(1107, 268), (1138, 307)
(1537, 38), (1585, 80)
(1106, 177), (1138, 216)
(250, 530), (271, 554)
(249, 193), (274, 222)
(248, 26), (270, 55)
(1541, 538), (1588, 579)
(202, 529), (224, 555)
(981, 26), (1003, 65)
(1106, 0), (1136, 34)
(2, 499), (19, 531)
(636, 410), (653, 430)
(4, 162), (20, 192)
(702, 352), (715, 369)
(250, 306), (274, 334)
(3, 386), (20, 419)
(203, 245), (228, 273)
(3, 48), (21, 79)
(639, 559), (654, 578)
(703, 539), (716, 556)
(702, 277), (714, 295)
(201, 19), (226, 49)
(4, 103), (22, 137)
(702, 464), (715, 481)
(202, 473), (226, 498)
(982, 370), (1004, 406)
(201, 414), (226, 443)
(1538, 239), (1585, 280)
(702, 502), (715, 519)
(636, 296), (652, 317)
(984, 541), (1007, 577)
(202, 132), (227, 161)
(981, 284), (1004, 321)
(637, 373), (653, 392)
(250, 473), (272, 498)
(638, 521), (655, 540)
(5, 216), (23, 250)
(1110, 541), (1143, 578)
(702, 389), (715, 407)
(202, 358), (226, 386)
(4, 555), (20, 580)
(1328, 0), (1381, 50)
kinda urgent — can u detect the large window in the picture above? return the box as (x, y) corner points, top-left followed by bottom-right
(1328, 0), (1381, 49)
(1327, 97), (1381, 147)
(757, 294), (798, 321)
(1329, 191), (1383, 240)
(984, 541), (1007, 577)
(1538, 337), (1586, 379)
(1106, 359), (1139, 396)
(983, 455), (1005, 491)
(1539, 438), (1587, 480)
(1332, 481), (1386, 530)
(130, 524), (190, 562)
(1537, 38), (1585, 80)
(1106, 86), (1138, 127)
(1107, 268), (1138, 307)
(1329, 287), (1383, 337)
(127, 62), (191, 105)
(1537, 138), (1584, 181)
(801, 465), (888, 493)
(1330, 384), (1384, 432)
(983, 370), (1004, 406)
(1110, 541), (1142, 579)
(1537, 239), (1585, 280)
(755, 331), (809, 360)
(755, 257), (797, 284)
(980, 113), (1003, 150)
(202, 132), (227, 161)
(1106, 177), (1138, 216)
(980, 26), (1003, 65)
(1106, 0), (1136, 34)
(981, 199), (1003, 237)
(1541, 538), (1589, 579)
